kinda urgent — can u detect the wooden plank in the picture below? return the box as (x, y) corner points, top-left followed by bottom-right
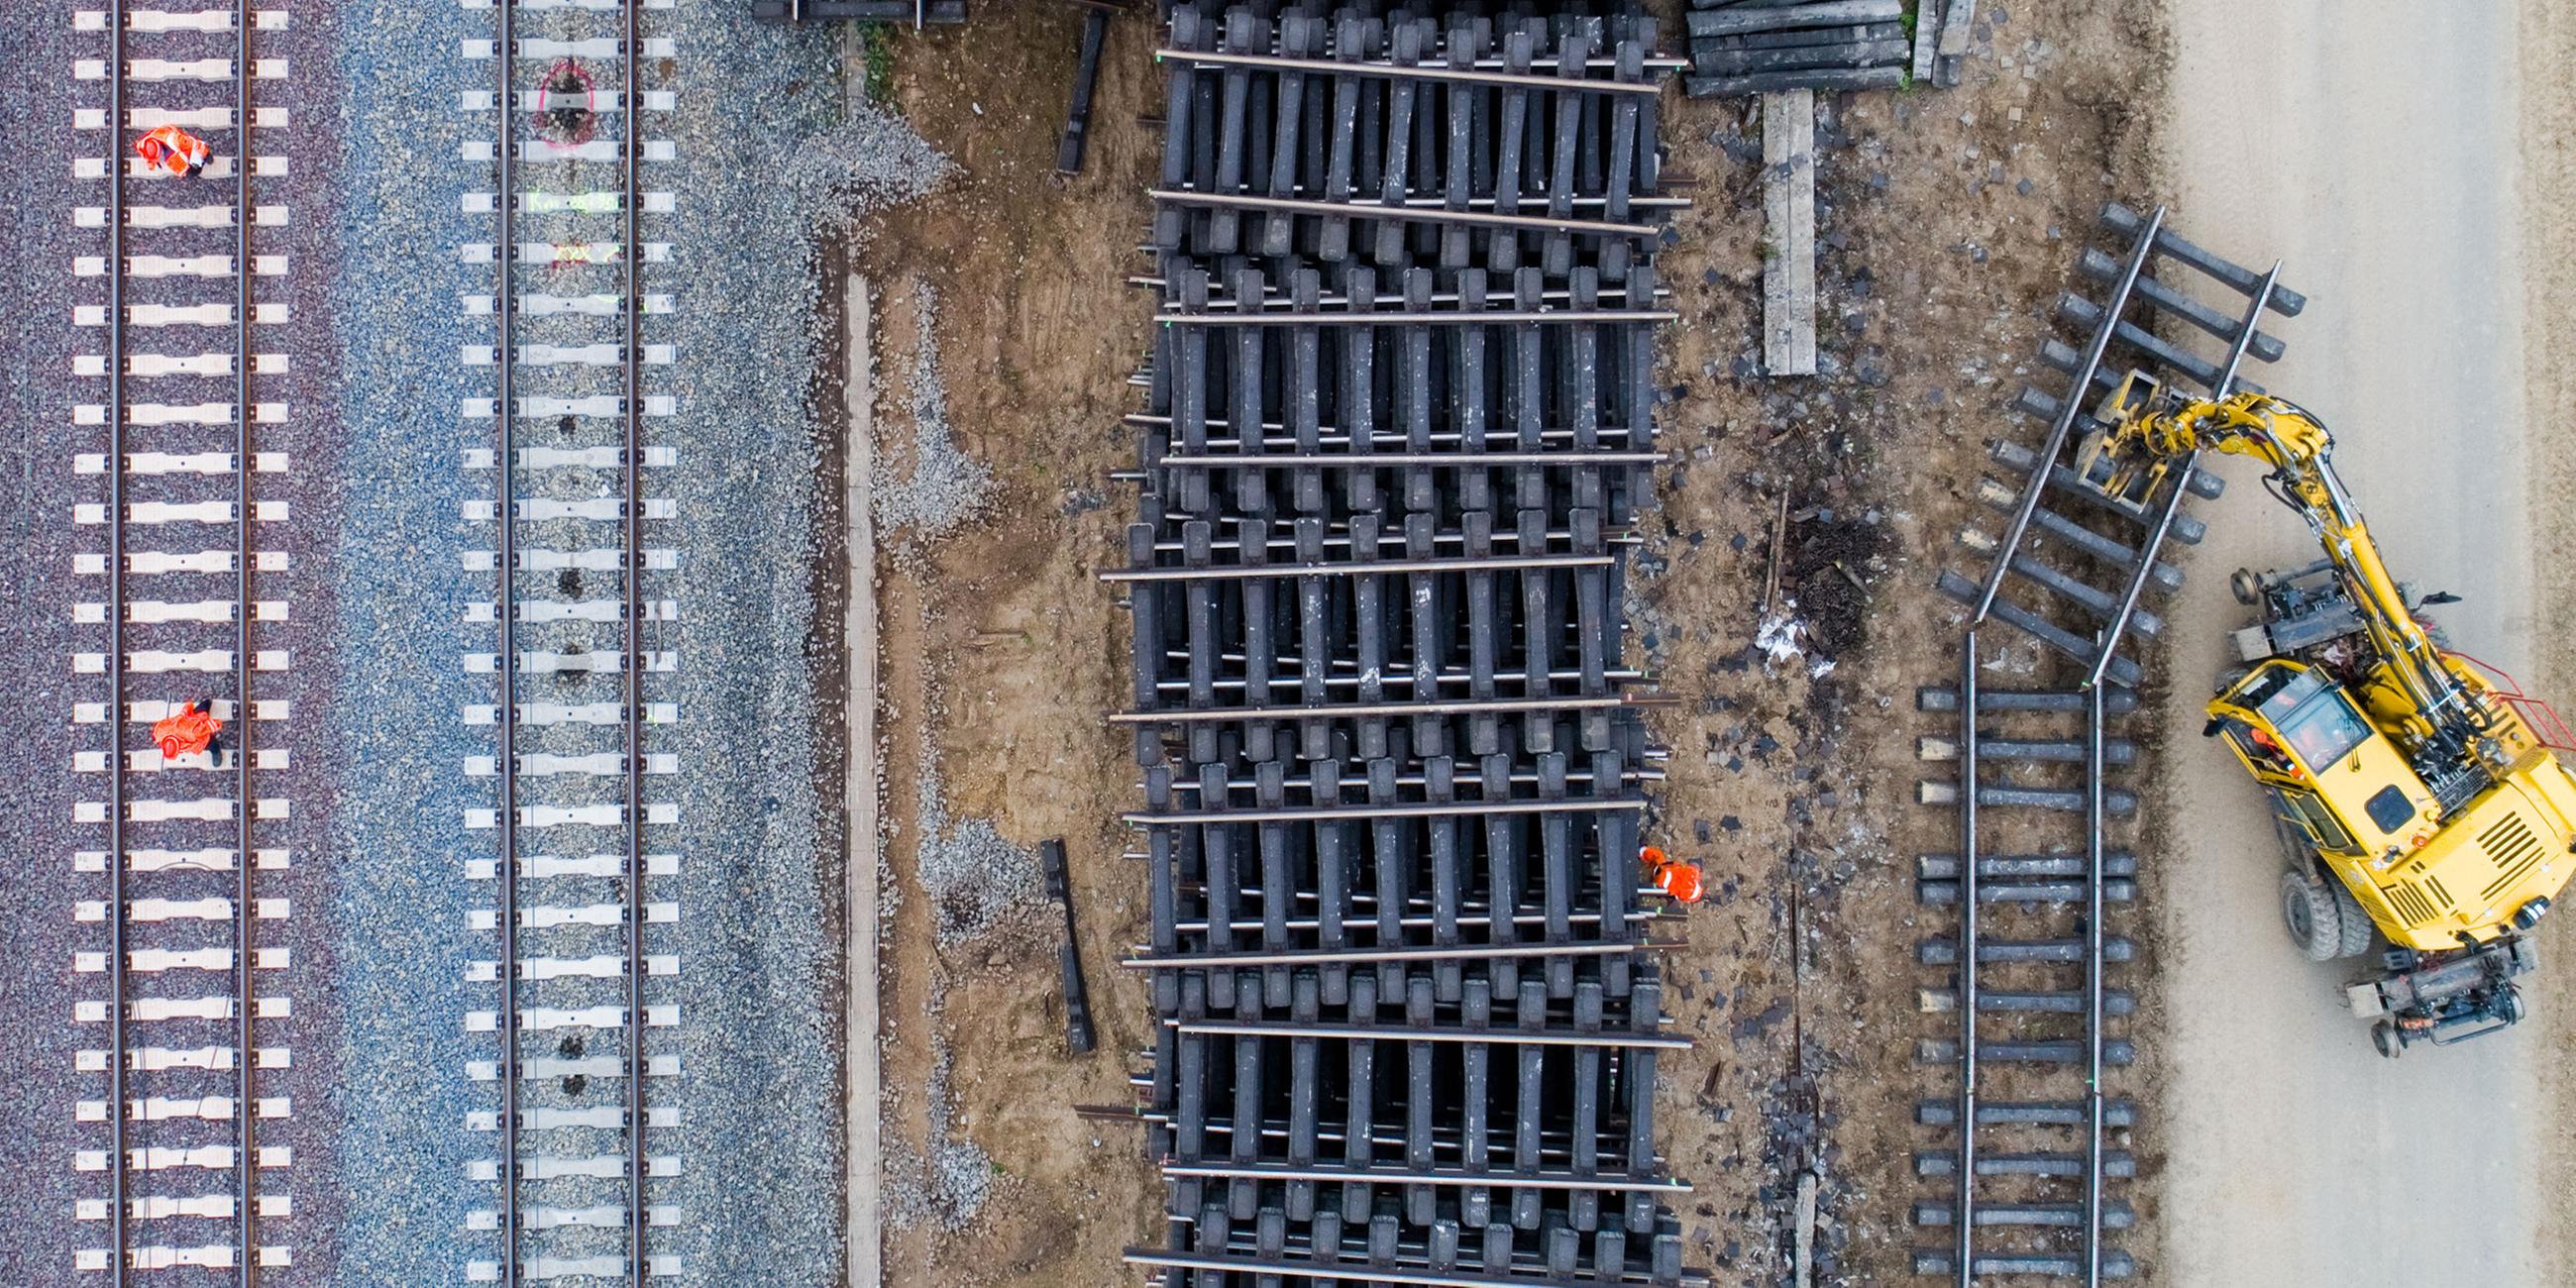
(1794, 1171), (1818, 1288)
(841, 272), (883, 1288)
(1687, 64), (1904, 97)
(1932, 0), (1977, 85)
(1762, 88), (1817, 377)
(1936, 0), (1979, 54)
(1697, 21), (1902, 52)
(1685, 0), (1903, 39)
(1910, 0), (1944, 84)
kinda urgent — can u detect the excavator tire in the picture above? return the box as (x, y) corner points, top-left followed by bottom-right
(2329, 877), (2377, 959)
(2372, 1020), (2405, 1059)
(2281, 867), (2344, 963)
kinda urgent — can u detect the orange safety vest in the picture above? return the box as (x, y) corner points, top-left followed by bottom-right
(151, 704), (222, 759)
(135, 125), (210, 176)
(1652, 862), (1705, 905)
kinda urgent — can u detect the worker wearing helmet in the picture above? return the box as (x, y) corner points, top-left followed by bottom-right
(134, 124), (212, 178)
(152, 698), (224, 761)
(1639, 845), (1706, 905)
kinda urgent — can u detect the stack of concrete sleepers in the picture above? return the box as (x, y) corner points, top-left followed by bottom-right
(1682, 0), (1907, 97)
(1115, 3), (1702, 1284)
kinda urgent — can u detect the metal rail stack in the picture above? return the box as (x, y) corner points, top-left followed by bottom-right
(463, 0), (679, 1281)
(1910, 203), (2302, 1284)
(72, 0), (294, 1278)
(1117, 5), (1702, 1284)
(749, 0), (968, 26)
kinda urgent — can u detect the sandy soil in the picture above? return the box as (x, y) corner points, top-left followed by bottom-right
(837, 8), (1164, 1285)
(2148, 2), (2565, 1283)
(1643, 7), (2174, 1280)
(2523, 2), (2576, 1281)
(826, 2), (2175, 1283)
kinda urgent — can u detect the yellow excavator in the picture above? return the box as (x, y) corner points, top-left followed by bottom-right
(2089, 383), (2576, 1056)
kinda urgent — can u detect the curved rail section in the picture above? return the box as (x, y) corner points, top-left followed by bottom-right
(461, 0), (679, 1281)
(1118, 6), (1705, 1285)
(72, 0), (294, 1279)
(1910, 203), (2301, 1285)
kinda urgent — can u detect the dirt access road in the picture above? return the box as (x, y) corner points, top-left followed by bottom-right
(2150, 2), (2576, 1282)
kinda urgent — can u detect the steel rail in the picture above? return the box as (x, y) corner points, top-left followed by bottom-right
(618, 0), (648, 1279)
(1124, 797), (1646, 825)
(1134, 524), (1632, 558)
(1165, 907), (1657, 935)
(1101, 553), (1617, 583)
(1150, 187), (1664, 238)
(1157, 1159), (1690, 1192)
(1121, 939), (1672, 970)
(1110, 694), (1640, 724)
(1167, 1019), (1691, 1050)
(1126, 279), (1679, 307)
(1216, 39), (1689, 75)
(233, 0), (259, 1275)
(1156, 307), (1678, 328)
(1124, 1247), (1684, 1288)
(2083, 682), (2105, 1288)
(1969, 205), (2165, 626)
(1123, 413), (1650, 444)
(106, 0), (131, 1276)
(1151, 46), (1671, 95)
(493, 0), (523, 1277)
(1150, 450), (1670, 469)
(1142, 667), (1651, 697)
(1145, 1110), (1638, 1154)
(1155, 764), (1658, 796)
(1952, 631), (1978, 1288)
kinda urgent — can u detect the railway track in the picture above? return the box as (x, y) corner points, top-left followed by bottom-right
(462, 0), (679, 1281)
(1119, 5), (1702, 1285)
(72, 0), (293, 1279)
(1911, 203), (2302, 1284)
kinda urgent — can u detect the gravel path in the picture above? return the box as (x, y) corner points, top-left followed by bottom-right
(0, 6), (109, 1277)
(314, 2), (945, 1284)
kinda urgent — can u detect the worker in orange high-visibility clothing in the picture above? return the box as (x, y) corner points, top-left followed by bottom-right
(134, 124), (212, 178)
(152, 698), (224, 760)
(1640, 845), (1705, 905)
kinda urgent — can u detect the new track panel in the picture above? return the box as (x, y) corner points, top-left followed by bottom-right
(70, 0), (297, 1278)
(461, 1), (680, 1281)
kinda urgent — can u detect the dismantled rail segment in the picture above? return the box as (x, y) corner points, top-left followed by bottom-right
(463, 0), (679, 1281)
(1912, 202), (2300, 1284)
(1680, 0), (1909, 98)
(1118, 3), (1705, 1284)
(72, 0), (295, 1277)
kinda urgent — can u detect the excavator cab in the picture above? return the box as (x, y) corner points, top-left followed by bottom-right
(2205, 660), (2442, 872)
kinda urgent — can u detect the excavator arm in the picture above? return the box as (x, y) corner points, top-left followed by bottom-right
(2092, 385), (2576, 1055)
(2091, 388), (2476, 750)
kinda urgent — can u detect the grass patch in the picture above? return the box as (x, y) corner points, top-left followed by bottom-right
(859, 23), (897, 105)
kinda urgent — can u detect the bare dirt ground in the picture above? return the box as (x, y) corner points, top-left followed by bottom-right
(827, 2), (2173, 1283)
